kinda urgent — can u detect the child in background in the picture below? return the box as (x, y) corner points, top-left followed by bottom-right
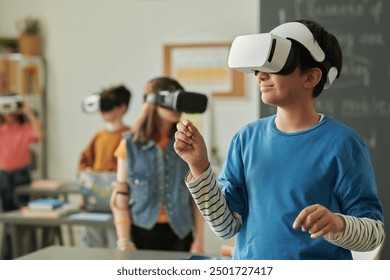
(111, 77), (205, 253)
(78, 85), (131, 248)
(0, 93), (44, 210)
(0, 93), (45, 258)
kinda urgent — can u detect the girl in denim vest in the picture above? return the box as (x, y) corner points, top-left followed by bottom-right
(111, 77), (204, 253)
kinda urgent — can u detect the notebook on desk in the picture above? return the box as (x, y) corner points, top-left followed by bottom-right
(77, 172), (116, 213)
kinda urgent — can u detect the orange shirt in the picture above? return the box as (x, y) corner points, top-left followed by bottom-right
(115, 132), (171, 223)
(79, 126), (130, 172)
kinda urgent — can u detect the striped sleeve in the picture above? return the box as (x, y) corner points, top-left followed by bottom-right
(186, 165), (242, 240)
(325, 214), (385, 252)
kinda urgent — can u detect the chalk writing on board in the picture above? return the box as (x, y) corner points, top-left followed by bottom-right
(359, 32), (385, 46)
(340, 54), (371, 87)
(340, 96), (390, 117)
(363, 129), (378, 149)
(316, 96), (390, 118)
(335, 31), (385, 55)
(316, 99), (336, 116)
(294, 0), (383, 23)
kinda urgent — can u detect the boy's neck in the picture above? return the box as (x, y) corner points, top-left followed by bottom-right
(275, 108), (320, 133)
(105, 121), (125, 132)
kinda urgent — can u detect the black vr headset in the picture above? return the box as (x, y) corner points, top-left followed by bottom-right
(82, 93), (124, 113)
(144, 90), (208, 114)
(0, 95), (23, 114)
(228, 22), (338, 89)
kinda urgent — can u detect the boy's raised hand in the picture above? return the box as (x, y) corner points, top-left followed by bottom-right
(174, 120), (209, 179)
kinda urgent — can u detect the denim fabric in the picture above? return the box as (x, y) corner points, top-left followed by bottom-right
(0, 166), (31, 212)
(125, 133), (193, 239)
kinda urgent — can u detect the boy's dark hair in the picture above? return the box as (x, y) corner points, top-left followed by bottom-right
(295, 19), (343, 97)
(100, 85), (131, 111)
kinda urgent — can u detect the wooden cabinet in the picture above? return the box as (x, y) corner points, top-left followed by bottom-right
(0, 53), (44, 96)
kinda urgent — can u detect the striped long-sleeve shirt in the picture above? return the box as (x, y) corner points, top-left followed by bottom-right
(187, 165), (385, 253)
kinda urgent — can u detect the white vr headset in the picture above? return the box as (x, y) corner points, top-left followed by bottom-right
(0, 95), (23, 114)
(82, 94), (100, 113)
(228, 22), (338, 89)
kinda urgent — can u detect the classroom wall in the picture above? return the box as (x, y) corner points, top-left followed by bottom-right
(0, 0), (260, 180)
(0, 0), (260, 255)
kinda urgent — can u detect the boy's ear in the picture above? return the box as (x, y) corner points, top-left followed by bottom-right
(303, 67), (322, 89)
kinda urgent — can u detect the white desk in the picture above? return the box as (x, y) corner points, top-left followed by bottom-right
(0, 210), (113, 259)
(16, 245), (202, 260)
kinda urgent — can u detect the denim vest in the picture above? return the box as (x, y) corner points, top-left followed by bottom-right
(124, 133), (193, 239)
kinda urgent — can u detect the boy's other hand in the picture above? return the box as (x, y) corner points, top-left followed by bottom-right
(292, 204), (345, 239)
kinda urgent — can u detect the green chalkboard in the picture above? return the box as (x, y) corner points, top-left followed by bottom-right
(260, 0), (390, 259)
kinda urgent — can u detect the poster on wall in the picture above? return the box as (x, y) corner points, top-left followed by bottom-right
(164, 43), (245, 163)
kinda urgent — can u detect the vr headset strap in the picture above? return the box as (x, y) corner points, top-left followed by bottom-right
(144, 94), (157, 104)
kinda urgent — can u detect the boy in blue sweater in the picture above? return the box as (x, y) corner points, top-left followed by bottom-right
(174, 19), (385, 259)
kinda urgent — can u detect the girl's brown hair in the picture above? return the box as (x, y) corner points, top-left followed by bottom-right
(131, 77), (184, 143)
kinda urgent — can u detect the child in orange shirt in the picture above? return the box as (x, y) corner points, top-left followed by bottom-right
(78, 85), (131, 248)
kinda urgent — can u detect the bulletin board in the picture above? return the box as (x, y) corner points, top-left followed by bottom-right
(163, 43), (245, 162)
(164, 43), (245, 99)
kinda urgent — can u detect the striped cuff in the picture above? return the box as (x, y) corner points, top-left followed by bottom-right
(325, 214), (385, 252)
(185, 165), (212, 186)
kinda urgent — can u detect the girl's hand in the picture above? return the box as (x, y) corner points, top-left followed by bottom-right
(190, 242), (205, 254)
